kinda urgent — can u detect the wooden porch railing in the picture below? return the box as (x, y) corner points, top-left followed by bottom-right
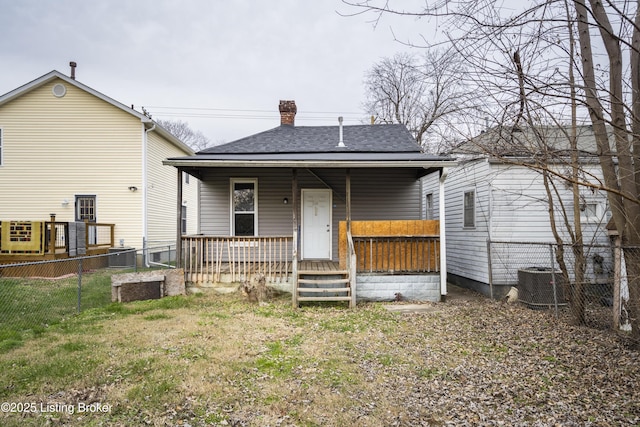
(347, 229), (357, 307)
(182, 235), (294, 285)
(352, 235), (440, 273)
(339, 219), (441, 273)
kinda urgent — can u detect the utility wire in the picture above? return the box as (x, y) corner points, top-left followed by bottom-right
(144, 105), (367, 122)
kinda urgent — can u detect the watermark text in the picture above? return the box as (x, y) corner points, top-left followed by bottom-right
(1, 401), (111, 415)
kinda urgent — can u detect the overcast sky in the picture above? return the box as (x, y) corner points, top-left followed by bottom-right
(1, 0), (437, 144)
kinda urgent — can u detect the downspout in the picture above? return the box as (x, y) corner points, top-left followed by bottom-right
(439, 167), (449, 301)
(143, 122), (155, 267)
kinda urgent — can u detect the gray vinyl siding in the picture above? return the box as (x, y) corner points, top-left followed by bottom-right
(200, 168), (294, 236)
(199, 167), (422, 262)
(420, 172), (440, 220)
(350, 168), (421, 220)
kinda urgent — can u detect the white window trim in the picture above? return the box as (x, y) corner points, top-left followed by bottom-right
(580, 201), (604, 223)
(230, 178), (258, 236)
(463, 189), (476, 229)
(0, 127), (3, 166)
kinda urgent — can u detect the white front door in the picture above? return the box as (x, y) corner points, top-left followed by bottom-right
(302, 189), (332, 259)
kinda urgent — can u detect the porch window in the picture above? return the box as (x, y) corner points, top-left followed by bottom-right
(425, 193), (434, 220)
(181, 205), (187, 235)
(231, 179), (258, 236)
(463, 190), (475, 228)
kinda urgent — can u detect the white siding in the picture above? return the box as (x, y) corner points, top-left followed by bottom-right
(443, 160), (493, 284)
(490, 163), (609, 244)
(422, 158), (612, 287)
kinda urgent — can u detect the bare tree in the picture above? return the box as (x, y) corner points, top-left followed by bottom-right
(345, 0), (640, 335)
(156, 119), (212, 152)
(363, 50), (471, 153)
(573, 0), (640, 340)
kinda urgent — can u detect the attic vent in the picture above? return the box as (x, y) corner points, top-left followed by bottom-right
(52, 83), (66, 98)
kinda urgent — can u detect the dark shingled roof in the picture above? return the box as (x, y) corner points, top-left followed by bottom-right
(199, 124), (422, 155)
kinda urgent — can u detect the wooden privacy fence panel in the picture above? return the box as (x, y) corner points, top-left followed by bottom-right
(339, 220), (440, 273)
(352, 236), (439, 273)
(182, 235), (294, 284)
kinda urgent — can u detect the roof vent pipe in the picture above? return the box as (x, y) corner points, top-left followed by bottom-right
(69, 61), (77, 80)
(337, 116), (345, 147)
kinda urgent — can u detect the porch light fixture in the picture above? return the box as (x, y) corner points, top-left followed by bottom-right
(283, 197), (289, 204)
(128, 186), (138, 192)
(61, 199), (69, 207)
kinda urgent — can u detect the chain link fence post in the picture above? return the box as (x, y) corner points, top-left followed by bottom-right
(549, 243), (559, 318)
(77, 258), (83, 314)
(487, 239), (494, 300)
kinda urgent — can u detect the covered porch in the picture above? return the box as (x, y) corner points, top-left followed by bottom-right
(181, 220), (440, 286)
(164, 113), (455, 307)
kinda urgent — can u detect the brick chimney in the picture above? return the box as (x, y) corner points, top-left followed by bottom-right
(279, 100), (297, 126)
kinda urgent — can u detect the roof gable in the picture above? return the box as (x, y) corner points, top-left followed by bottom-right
(0, 70), (193, 155)
(0, 70), (148, 121)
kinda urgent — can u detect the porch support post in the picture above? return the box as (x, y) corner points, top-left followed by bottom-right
(346, 168), (356, 308)
(176, 168), (183, 269)
(292, 168), (299, 308)
(439, 168), (449, 300)
(346, 169), (351, 230)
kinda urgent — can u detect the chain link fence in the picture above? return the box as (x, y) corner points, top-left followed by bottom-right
(488, 240), (639, 346)
(0, 246), (176, 352)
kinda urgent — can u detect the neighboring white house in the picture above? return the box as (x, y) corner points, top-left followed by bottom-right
(0, 67), (199, 260)
(422, 125), (612, 298)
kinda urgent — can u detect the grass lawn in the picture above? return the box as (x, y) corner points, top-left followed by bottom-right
(0, 271), (114, 353)
(0, 289), (638, 426)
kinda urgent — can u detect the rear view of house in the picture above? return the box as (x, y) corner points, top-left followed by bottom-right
(165, 101), (456, 305)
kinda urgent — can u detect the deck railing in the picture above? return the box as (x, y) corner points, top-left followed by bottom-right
(49, 222), (114, 250)
(0, 220), (114, 255)
(182, 235), (294, 285)
(352, 235), (440, 273)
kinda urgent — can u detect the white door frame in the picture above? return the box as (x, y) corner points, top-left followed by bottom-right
(301, 188), (332, 260)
